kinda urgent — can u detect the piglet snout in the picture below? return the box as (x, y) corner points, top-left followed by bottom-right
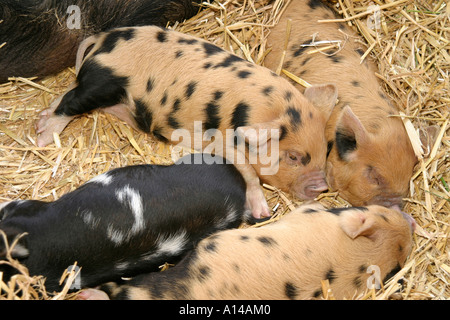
(298, 171), (328, 199)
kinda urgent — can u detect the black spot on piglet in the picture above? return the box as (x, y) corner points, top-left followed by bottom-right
(285, 282), (298, 300)
(197, 266), (211, 282)
(152, 127), (168, 143)
(328, 55), (343, 63)
(203, 42), (223, 56)
(286, 107), (302, 129)
(231, 102), (250, 130)
(204, 102), (221, 131)
(237, 70), (252, 79)
(185, 81), (197, 99)
(215, 55), (243, 69)
(301, 153), (311, 166)
(262, 86), (274, 96)
(146, 77), (155, 92)
(178, 38), (198, 45)
(257, 236), (277, 246)
(175, 50), (183, 59)
(292, 40), (311, 57)
(240, 235), (250, 242)
(326, 269), (337, 284)
(157, 30), (168, 43)
(204, 241), (218, 253)
(213, 91), (224, 101)
(168, 99), (182, 129)
(351, 80), (361, 87)
(313, 289), (322, 298)
(328, 206), (368, 216)
(335, 130), (357, 161)
(134, 99), (153, 133)
(95, 29), (135, 55)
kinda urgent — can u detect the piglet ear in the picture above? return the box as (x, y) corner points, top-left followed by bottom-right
(335, 106), (369, 162)
(304, 83), (338, 119)
(0, 228), (30, 259)
(339, 210), (376, 240)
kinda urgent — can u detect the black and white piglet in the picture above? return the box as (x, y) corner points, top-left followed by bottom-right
(0, 154), (249, 292)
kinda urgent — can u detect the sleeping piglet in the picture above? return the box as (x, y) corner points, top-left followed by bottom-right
(264, 0), (426, 208)
(81, 203), (415, 300)
(35, 25), (339, 219)
(0, 154), (249, 292)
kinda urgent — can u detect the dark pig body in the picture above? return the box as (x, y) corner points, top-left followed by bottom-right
(0, 0), (201, 82)
(0, 154), (249, 292)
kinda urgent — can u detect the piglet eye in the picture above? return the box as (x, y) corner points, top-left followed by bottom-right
(285, 151), (303, 166)
(367, 166), (384, 186)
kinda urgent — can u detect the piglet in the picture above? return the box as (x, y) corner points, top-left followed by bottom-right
(0, 154), (249, 292)
(81, 203), (415, 300)
(264, 0), (422, 207)
(35, 25), (338, 219)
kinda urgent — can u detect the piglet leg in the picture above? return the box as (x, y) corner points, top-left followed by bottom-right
(36, 82), (76, 147)
(234, 162), (271, 219)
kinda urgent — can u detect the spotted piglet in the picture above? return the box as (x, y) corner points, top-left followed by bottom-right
(264, 0), (420, 207)
(0, 154), (249, 292)
(81, 203), (415, 300)
(35, 25), (339, 219)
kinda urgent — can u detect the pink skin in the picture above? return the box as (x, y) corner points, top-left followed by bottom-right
(77, 289), (110, 300)
(293, 170), (328, 200)
(35, 83), (76, 148)
(245, 183), (270, 219)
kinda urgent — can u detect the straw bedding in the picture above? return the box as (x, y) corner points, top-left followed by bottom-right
(0, 0), (448, 300)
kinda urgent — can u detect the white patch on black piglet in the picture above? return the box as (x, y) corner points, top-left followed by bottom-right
(115, 261), (130, 272)
(115, 185), (145, 234)
(157, 230), (188, 255)
(107, 226), (127, 246)
(106, 185), (146, 246)
(79, 209), (101, 230)
(216, 196), (239, 229)
(9, 244), (30, 259)
(140, 230), (188, 261)
(88, 172), (113, 185)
